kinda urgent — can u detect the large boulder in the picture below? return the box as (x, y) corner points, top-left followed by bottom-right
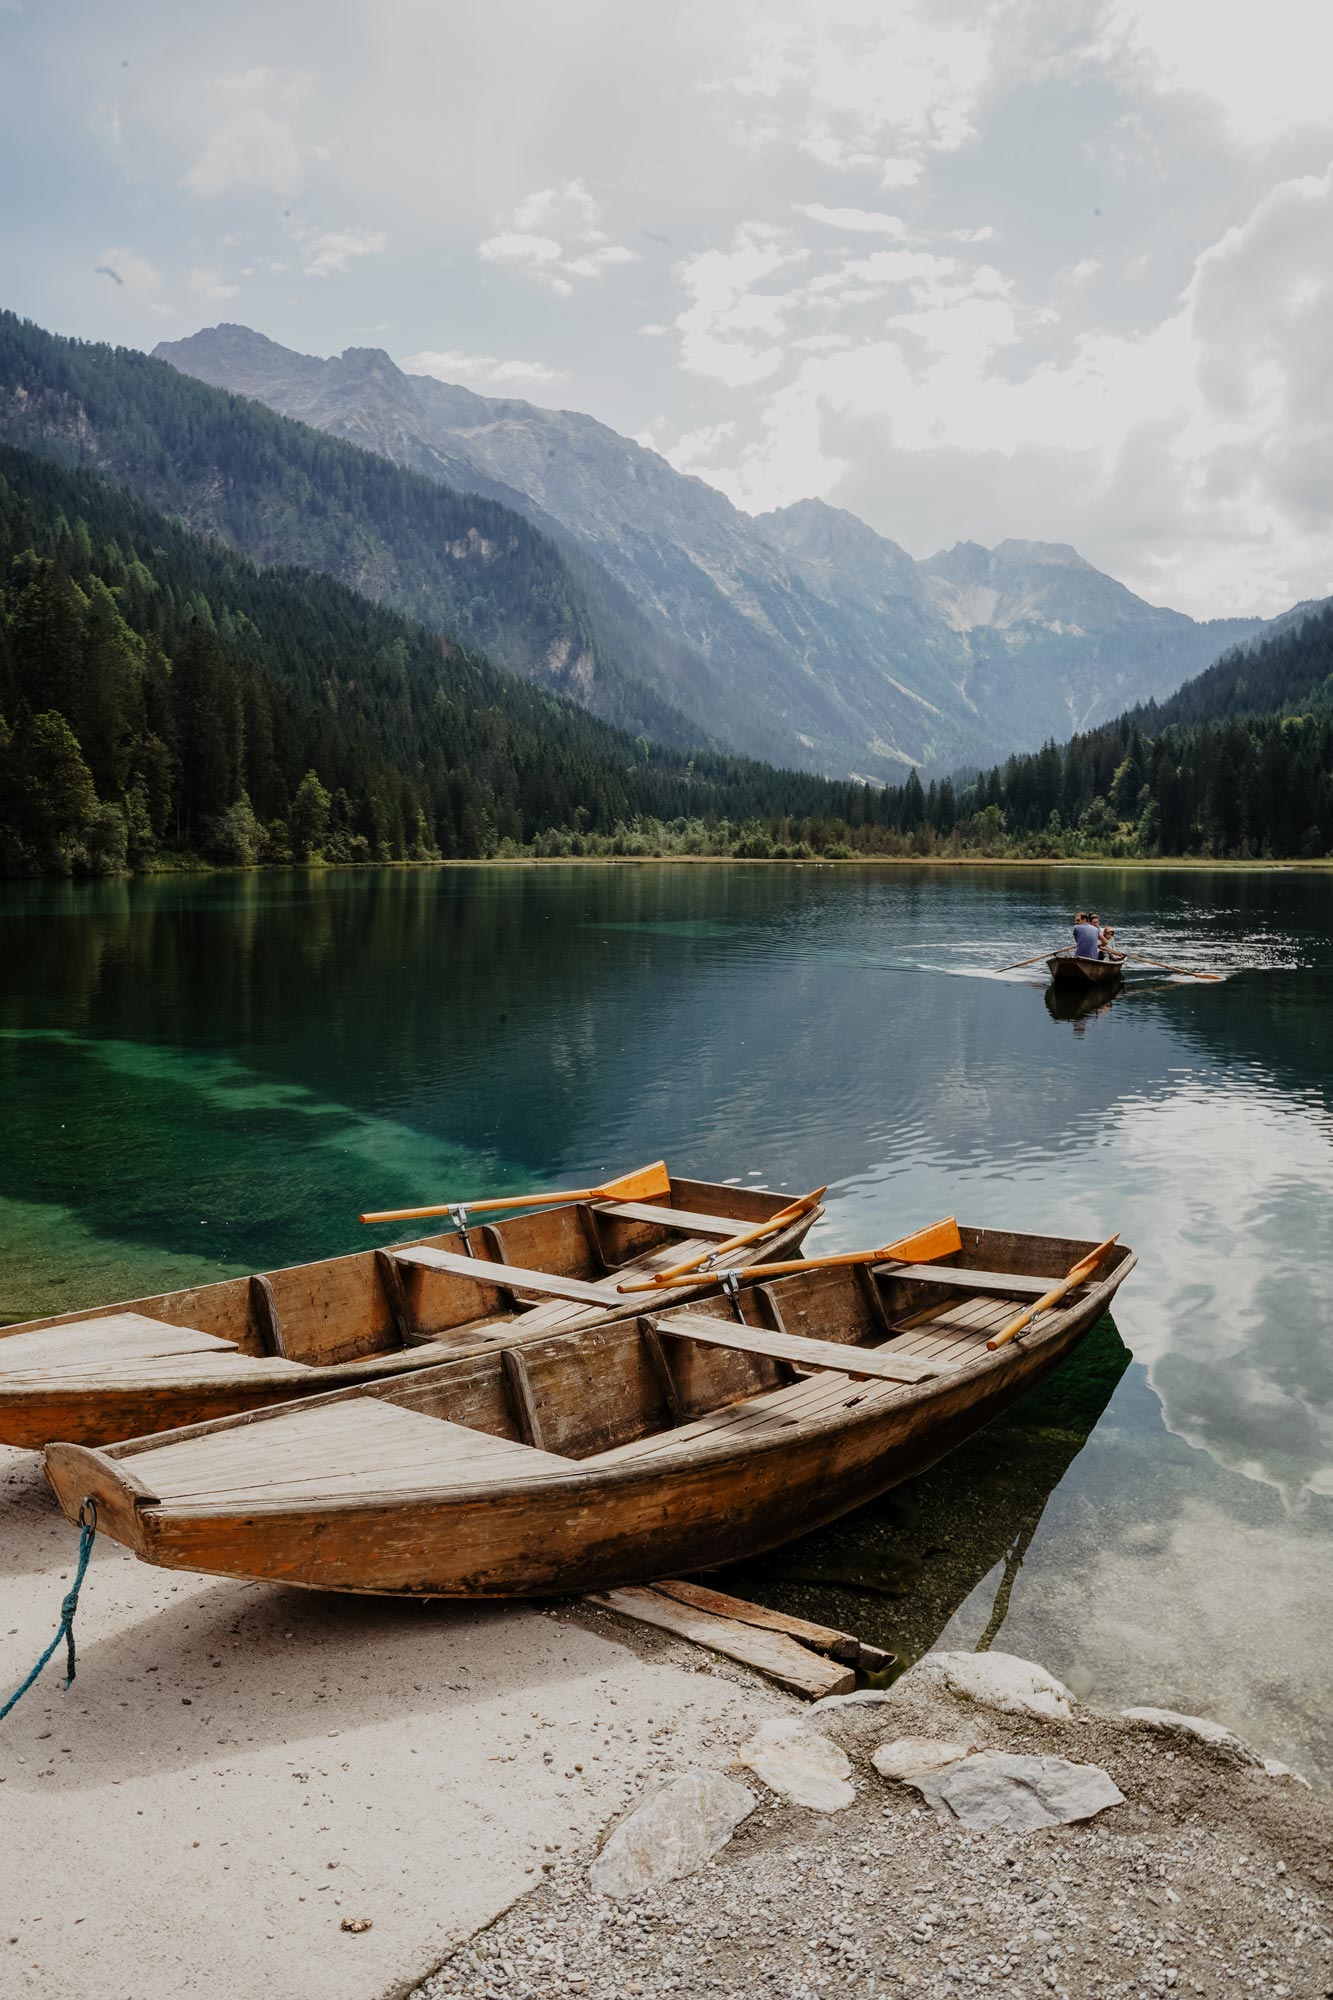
(895, 1650), (1076, 1721)
(589, 1771), (755, 1898)
(739, 1718), (856, 1812)
(911, 1751), (1125, 1832)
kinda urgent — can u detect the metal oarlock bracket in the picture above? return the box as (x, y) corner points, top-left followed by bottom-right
(448, 1203), (474, 1252)
(719, 1270), (742, 1299)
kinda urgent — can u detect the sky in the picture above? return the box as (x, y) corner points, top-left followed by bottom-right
(2, 0), (1332, 618)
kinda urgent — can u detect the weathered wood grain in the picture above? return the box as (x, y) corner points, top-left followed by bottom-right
(590, 1586), (856, 1699)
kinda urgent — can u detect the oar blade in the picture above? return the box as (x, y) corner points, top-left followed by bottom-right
(598, 1160), (672, 1204)
(873, 1216), (962, 1265)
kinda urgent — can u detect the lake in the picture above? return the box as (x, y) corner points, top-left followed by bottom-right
(2, 862), (1330, 1780)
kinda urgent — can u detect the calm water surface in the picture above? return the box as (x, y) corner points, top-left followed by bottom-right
(2, 864), (1330, 1778)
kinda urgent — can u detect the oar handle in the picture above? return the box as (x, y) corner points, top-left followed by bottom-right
(986, 1235), (1119, 1351)
(616, 1189), (827, 1293)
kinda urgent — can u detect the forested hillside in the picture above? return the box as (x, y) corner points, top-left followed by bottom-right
(824, 604), (1333, 862)
(0, 311), (704, 750)
(0, 444), (862, 876)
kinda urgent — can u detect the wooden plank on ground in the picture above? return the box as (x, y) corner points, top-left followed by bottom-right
(651, 1310), (937, 1383)
(653, 1579), (894, 1673)
(590, 1586), (856, 1699)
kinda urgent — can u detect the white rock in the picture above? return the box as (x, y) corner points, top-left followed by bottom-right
(589, 1771), (755, 1898)
(911, 1751), (1125, 1832)
(872, 1735), (977, 1783)
(1262, 1758), (1312, 1788)
(897, 1650), (1076, 1721)
(1120, 1707), (1263, 1768)
(739, 1718), (856, 1812)
(806, 1689), (894, 1715)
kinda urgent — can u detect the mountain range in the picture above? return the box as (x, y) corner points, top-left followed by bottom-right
(153, 324), (1273, 777)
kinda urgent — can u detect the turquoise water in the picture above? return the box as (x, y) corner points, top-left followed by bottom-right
(1, 863), (1330, 1777)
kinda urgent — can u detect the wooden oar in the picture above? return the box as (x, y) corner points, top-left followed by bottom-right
(992, 947), (1069, 973)
(359, 1159), (670, 1227)
(986, 1235), (1118, 1351)
(615, 1187), (828, 1293)
(1118, 951), (1222, 982)
(641, 1216), (963, 1291)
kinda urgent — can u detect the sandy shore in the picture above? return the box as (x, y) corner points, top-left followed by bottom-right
(3, 1445), (1329, 2000)
(0, 1449), (789, 1999)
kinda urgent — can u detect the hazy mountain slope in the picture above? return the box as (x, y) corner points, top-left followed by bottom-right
(762, 504), (1265, 739)
(156, 324), (1273, 779)
(0, 312), (706, 750)
(1140, 599), (1333, 730)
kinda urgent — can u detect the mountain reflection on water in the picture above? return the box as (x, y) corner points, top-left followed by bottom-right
(0, 862), (1329, 1780)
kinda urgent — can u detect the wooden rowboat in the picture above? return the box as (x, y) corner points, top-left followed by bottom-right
(0, 1174), (820, 1450)
(1046, 952), (1126, 987)
(45, 1224), (1135, 1597)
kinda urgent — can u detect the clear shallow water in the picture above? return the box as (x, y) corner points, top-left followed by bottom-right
(2, 863), (1330, 1778)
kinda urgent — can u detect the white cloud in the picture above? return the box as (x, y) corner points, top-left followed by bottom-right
(404, 348), (562, 390)
(183, 105), (304, 198)
(795, 204), (908, 236)
(216, 66), (311, 108)
(660, 421), (739, 476)
(1102, 0), (1333, 146)
(724, 7), (994, 189)
(187, 266), (239, 304)
(675, 164), (1333, 615)
(672, 223), (807, 386)
(286, 225), (387, 279)
(478, 178), (637, 294)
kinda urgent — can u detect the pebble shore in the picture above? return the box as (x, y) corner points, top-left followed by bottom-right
(415, 1624), (1332, 2000)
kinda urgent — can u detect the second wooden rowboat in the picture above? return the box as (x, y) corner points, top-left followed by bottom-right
(0, 1173), (820, 1450)
(45, 1224), (1135, 1596)
(1046, 952), (1126, 987)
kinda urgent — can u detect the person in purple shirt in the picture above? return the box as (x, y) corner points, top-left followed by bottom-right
(1072, 911), (1103, 958)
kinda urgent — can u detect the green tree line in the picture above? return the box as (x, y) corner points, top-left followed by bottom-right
(0, 444), (884, 875)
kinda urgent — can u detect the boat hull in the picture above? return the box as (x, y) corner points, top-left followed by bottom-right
(0, 1177), (818, 1449)
(46, 1233), (1135, 1598)
(1046, 953), (1125, 987)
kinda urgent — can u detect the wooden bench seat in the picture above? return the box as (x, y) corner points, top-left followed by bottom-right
(592, 1201), (751, 1238)
(391, 1246), (619, 1306)
(875, 1264), (1061, 1296)
(649, 1310), (939, 1383)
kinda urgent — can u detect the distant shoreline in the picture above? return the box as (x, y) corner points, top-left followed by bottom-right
(6, 851), (1333, 887)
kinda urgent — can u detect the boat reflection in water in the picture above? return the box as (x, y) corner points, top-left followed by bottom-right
(1044, 982), (1120, 1032)
(718, 1316), (1132, 1670)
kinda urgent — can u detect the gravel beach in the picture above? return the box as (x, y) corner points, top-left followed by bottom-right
(416, 1610), (1332, 2000)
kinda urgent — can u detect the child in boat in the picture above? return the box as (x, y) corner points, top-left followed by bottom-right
(1072, 912), (1101, 959)
(1099, 923), (1117, 958)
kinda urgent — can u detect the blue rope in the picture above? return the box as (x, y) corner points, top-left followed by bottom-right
(0, 1497), (97, 1723)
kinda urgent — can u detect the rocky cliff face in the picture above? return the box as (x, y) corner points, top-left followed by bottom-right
(155, 326), (1269, 777)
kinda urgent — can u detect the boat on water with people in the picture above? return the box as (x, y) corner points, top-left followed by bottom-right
(0, 1165), (823, 1449)
(1045, 950), (1127, 987)
(43, 1220), (1134, 1598)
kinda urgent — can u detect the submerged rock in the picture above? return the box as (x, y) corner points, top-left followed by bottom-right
(1121, 1707), (1264, 1768)
(896, 1650), (1076, 1721)
(590, 1771), (756, 1898)
(739, 1718), (855, 1812)
(872, 1735), (977, 1783)
(911, 1751), (1125, 1832)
